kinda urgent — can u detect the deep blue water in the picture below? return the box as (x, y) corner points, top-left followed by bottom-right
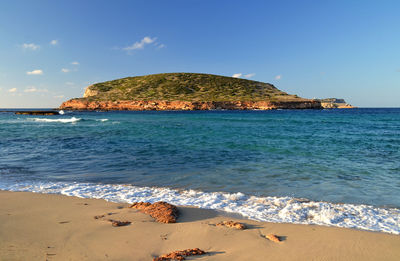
(1, 108), (399, 208)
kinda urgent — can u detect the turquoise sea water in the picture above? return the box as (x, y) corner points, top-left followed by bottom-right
(0, 108), (399, 233)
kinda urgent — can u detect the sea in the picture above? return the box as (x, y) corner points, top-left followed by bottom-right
(0, 108), (399, 234)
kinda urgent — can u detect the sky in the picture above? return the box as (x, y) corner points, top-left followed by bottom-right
(1, 0), (399, 108)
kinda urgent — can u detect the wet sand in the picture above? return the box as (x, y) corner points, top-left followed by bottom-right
(0, 190), (399, 260)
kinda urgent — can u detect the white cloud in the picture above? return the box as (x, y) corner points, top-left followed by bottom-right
(22, 43), (40, 50)
(65, 82), (74, 86)
(50, 40), (58, 45)
(8, 88), (17, 93)
(71, 61), (79, 65)
(26, 69), (43, 75)
(275, 75), (282, 80)
(232, 73), (242, 78)
(123, 36), (157, 51)
(156, 43), (166, 49)
(54, 95), (65, 99)
(61, 68), (70, 73)
(244, 73), (256, 78)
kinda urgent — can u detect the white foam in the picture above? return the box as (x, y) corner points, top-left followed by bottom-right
(97, 119), (108, 122)
(31, 117), (81, 123)
(0, 180), (398, 234)
(58, 110), (65, 115)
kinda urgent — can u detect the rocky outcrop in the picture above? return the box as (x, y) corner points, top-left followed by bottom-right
(318, 98), (355, 109)
(321, 103), (355, 109)
(59, 99), (322, 111)
(153, 248), (206, 261)
(216, 220), (246, 230)
(15, 110), (60, 115)
(130, 202), (179, 223)
(83, 85), (99, 98)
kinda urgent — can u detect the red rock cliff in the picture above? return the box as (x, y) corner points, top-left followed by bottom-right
(59, 99), (322, 111)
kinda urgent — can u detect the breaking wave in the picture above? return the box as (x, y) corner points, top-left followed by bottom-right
(30, 117), (109, 123)
(31, 117), (81, 123)
(0, 180), (399, 234)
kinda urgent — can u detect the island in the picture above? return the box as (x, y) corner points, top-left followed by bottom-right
(59, 73), (338, 111)
(318, 98), (355, 109)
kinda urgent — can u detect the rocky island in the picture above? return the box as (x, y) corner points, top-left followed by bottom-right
(60, 73), (323, 111)
(318, 98), (355, 109)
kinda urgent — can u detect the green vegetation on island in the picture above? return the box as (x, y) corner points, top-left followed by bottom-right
(82, 73), (304, 102)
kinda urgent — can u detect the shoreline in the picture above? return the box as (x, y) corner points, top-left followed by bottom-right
(1, 190), (399, 260)
(1, 180), (399, 235)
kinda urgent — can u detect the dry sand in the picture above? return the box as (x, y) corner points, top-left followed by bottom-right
(0, 190), (399, 261)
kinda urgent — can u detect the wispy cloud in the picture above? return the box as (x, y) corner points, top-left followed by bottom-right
(54, 95), (65, 99)
(8, 88), (17, 93)
(275, 75), (282, 80)
(244, 73), (256, 79)
(24, 86), (48, 93)
(156, 43), (166, 49)
(50, 40), (58, 45)
(65, 82), (75, 86)
(26, 69), (43, 75)
(232, 73), (242, 78)
(60, 62), (79, 73)
(22, 43), (40, 51)
(24, 86), (37, 92)
(123, 36), (157, 51)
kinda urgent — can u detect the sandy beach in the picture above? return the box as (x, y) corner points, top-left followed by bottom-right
(0, 190), (399, 261)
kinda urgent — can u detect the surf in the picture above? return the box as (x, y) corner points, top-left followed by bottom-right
(0, 180), (398, 234)
(31, 117), (81, 123)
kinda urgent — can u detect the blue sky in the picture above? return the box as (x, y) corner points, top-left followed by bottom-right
(1, 0), (399, 107)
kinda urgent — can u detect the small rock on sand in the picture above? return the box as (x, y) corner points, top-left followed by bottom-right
(153, 248), (206, 261)
(265, 234), (281, 243)
(108, 219), (131, 227)
(216, 220), (246, 230)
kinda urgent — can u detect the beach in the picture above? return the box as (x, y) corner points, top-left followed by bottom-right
(2, 0), (400, 259)
(1, 190), (399, 261)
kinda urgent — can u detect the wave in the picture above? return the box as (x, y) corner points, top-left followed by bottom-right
(31, 117), (81, 123)
(30, 117), (109, 123)
(0, 180), (398, 234)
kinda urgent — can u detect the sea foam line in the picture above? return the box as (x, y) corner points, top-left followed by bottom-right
(0, 180), (399, 234)
(28, 117), (109, 123)
(31, 117), (81, 123)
